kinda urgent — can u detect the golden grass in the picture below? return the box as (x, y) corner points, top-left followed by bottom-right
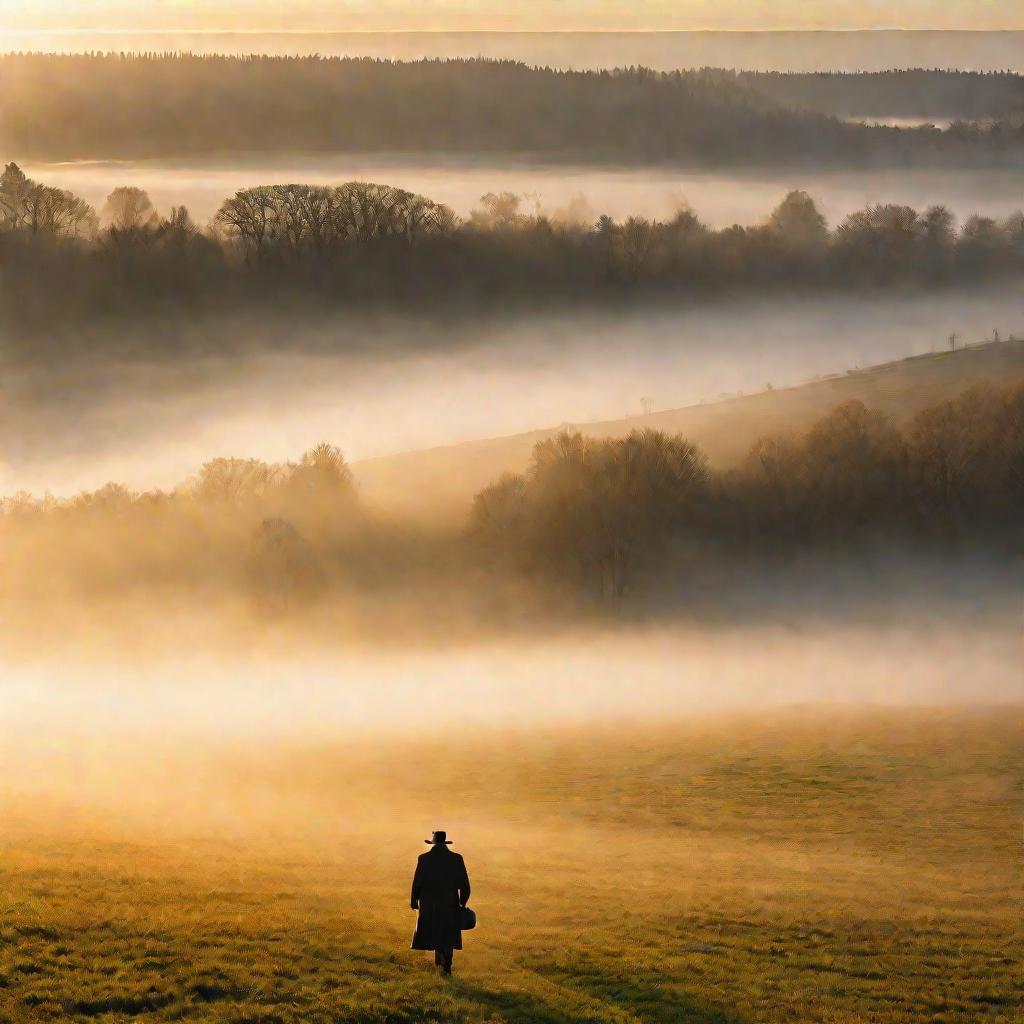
(0, 707), (1020, 1022)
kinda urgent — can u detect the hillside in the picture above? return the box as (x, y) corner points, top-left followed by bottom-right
(354, 337), (1024, 518)
(3, 54), (1021, 167)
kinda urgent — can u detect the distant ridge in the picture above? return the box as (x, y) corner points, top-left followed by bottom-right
(354, 338), (1024, 518)
(4, 30), (1024, 73)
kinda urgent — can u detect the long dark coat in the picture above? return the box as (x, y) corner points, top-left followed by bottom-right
(410, 845), (471, 951)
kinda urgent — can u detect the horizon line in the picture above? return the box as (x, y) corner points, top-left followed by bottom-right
(5, 27), (1024, 36)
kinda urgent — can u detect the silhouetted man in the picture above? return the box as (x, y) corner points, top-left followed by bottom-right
(410, 830), (471, 974)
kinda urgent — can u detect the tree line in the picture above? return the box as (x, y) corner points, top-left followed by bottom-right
(734, 70), (1024, 120)
(3, 55), (1023, 166)
(4, 381), (1021, 615)
(471, 382), (1024, 603)
(3, 163), (1024, 347)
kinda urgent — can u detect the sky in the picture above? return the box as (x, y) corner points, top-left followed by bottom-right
(1, 1), (1022, 32)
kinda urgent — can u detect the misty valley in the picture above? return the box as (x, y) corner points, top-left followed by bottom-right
(0, 42), (1022, 1024)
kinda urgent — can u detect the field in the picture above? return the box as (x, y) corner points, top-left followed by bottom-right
(1, 707), (1020, 1023)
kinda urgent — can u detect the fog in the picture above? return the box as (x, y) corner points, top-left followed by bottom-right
(3, 617), (1021, 749)
(0, 37), (1019, 1024)
(5, 289), (1023, 499)
(2, 613), (1021, 847)
(3, 617), (1018, 886)
(21, 158), (1024, 232)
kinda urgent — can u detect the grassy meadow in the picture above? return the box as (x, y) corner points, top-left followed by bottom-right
(0, 707), (1020, 1023)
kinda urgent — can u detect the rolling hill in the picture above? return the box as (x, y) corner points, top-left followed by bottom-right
(354, 337), (1024, 519)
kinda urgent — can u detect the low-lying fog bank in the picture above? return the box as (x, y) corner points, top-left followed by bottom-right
(3, 617), (1021, 747)
(20, 158), (1024, 230)
(5, 289), (1023, 498)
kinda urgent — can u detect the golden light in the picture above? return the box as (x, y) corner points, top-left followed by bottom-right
(1, 0), (1022, 34)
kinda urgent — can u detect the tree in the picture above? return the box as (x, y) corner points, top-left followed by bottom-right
(1004, 211), (1024, 259)
(613, 216), (655, 284)
(405, 193), (458, 240)
(158, 205), (199, 248)
(22, 184), (96, 238)
(471, 192), (525, 231)
(917, 204), (957, 281)
(527, 431), (605, 592)
(957, 215), (1009, 274)
(740, 432), (806, 540)
(72, 482), (136, 515)
(923, 204), (956, 249)
(195, 457), (277, 505)
(768, 189), (828, 252)
(800, 400), (907, 535)
(215, 187), (277, 263)
(274, 443), (359, 547)
(248, 517), (324, 608)
(505, 429), (708, 604)
(102, 186), (159, 232)
(907, 382), (1024, 530)
(214, 182), (455, 264)
(595, 430), (708, 600)
(100, 187), (161, 265)
(0, 162), (32, 231)
(294, 443), (353, 491)
(468, 472), (529, 569)
(834, 204), (924, 282)
(282, 443), (356, 523)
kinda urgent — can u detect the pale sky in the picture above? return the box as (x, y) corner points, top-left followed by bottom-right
(1, 1), (1022, 32)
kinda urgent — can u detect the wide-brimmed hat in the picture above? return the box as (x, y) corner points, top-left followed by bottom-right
(425, 830), (453, 845)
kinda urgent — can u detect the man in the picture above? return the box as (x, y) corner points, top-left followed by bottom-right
(410, 830), (471, 974)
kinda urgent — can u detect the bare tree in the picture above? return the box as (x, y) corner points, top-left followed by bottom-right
(0, 162), (32, 232)
(102, 186), (159, 232)
(215, 187), (277, 263)
(214, 181), (454, 263)
(470, 192), (525, 231)
(194, 457), (277, 505)
(615, 216), (655, 284)
(22, 184), (97, 238)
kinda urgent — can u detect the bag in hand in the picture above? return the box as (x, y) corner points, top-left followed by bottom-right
(459, 906), (477, 931)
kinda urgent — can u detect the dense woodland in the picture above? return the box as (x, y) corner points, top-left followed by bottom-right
(737, 70), (1024, 119)
(2, 55), (1023, 165)
(3, 162), (1024, 350)
(469, 382), (1024, 603)
(3, 381), (1021, 619)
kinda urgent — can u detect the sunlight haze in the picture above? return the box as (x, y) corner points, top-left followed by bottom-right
(0, 13), (1020, 1023)
(2, 0), (1022, 31)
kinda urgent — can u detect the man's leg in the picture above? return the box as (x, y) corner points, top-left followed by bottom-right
(442, 948), (453, 974)
(434, 949), (444, 968)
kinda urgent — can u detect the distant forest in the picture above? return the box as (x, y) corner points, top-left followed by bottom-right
(2, 55), (1023, 166)
(737, 70), (1024, 119)
(4, 381), (1021, 622)
(2, 161), (1023, 350)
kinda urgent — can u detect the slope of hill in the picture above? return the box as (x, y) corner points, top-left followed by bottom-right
(354, 338), (1024, 519)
